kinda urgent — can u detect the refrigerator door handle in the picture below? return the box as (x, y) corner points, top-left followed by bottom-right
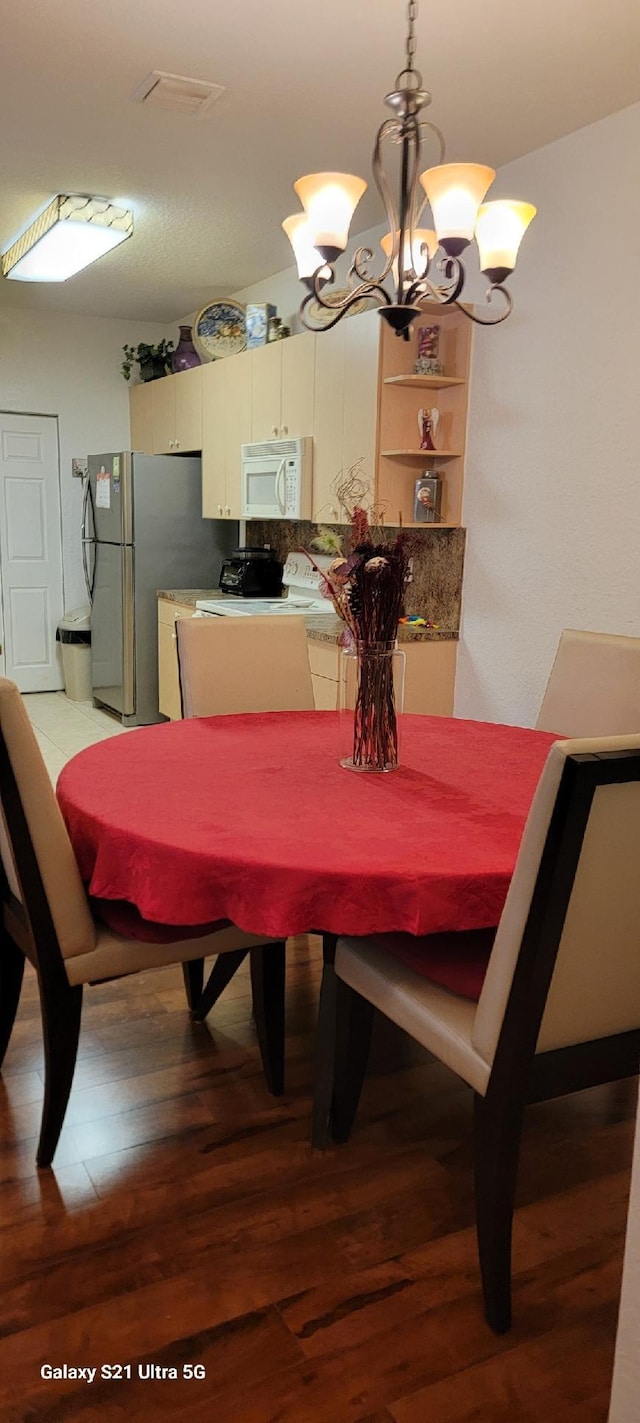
(81, 476), (96, 602)
(81, 473), (90, 541)
(121, 545), (135, 716)
(82, 539), (93, 604)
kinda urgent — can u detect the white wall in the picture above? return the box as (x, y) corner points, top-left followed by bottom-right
(456, 101), (640, 725)
(0, 307), (167, 612)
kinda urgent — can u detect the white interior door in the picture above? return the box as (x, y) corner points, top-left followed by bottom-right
(0, 413), (64, 691)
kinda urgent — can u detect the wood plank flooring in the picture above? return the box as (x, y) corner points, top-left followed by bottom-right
(0, 935), (635, 1422)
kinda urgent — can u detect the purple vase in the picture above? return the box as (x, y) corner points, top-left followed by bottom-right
(171, 326), (201, 373)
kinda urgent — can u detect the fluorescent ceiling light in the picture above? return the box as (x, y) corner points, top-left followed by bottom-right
(1, 195), (134, 282)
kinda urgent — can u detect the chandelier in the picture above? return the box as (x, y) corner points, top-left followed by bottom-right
(282, 0), (536, 336)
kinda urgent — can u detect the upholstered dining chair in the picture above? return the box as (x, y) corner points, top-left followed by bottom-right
(176, 614), (314, 718)
(175, 613), (315, 1027)
(536, 628), (640, 736)
(0, 677), (286, 1167)
(314, 732), (640, 1333)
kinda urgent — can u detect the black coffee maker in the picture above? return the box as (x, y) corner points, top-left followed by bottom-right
(218, 547), (283, 598)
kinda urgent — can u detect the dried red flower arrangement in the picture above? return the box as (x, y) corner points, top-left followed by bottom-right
(307, 473), (411, 770)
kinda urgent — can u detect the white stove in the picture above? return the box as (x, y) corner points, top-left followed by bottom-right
(196, 551), (335, 619)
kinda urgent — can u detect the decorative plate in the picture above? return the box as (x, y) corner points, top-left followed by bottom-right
(194, 300), (247, 360)
(306, 288), (378, 329)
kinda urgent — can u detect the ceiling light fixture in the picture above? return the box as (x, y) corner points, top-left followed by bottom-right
(1, 196), (134, 283)
(282, 0), (536, 336)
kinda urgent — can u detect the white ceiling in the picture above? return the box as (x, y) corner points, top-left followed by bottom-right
(1, 0), (639, 323)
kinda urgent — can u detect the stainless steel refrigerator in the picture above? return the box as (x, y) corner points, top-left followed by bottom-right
(83, 452), (237, 725)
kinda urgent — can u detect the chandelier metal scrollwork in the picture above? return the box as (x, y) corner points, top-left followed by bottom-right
(282, 0), (536, 337)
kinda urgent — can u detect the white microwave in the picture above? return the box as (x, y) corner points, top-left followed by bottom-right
(241, 437), (312, 520)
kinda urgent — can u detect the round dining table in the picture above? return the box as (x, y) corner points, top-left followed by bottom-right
(56, 711), (558, 941)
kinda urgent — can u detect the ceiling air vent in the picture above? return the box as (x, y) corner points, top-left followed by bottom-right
(132, 71), (225, 116)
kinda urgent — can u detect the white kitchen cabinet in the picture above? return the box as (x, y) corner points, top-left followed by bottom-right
(250, 332), (316, 443)
(280, 332), (315, 438)
(312, 322), (346, 522)
(342, 310), (380, 489)
(131, 368), (202, 455)
(157, 598), (195, 719)
(202, 351), (251, 518)
(173, 367), (203, 452)
(129, 383), (154, 454)
(307, 635), (458, 715)
(250, 343), (282, 442)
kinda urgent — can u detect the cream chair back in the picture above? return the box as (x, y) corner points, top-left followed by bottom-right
(472, 733), (640, 1068)
(176, 615), (315, 717)
(0, 678), (95, 959)
(536, 628), (640, 737)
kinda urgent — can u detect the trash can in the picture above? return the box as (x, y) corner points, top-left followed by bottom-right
(56, 607), (92, 701)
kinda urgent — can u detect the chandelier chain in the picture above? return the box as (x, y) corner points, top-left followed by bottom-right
(406, 0), (418, 73)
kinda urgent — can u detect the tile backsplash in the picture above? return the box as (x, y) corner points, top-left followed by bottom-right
(245, 520), (465, 629)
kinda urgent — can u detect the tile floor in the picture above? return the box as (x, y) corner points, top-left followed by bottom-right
(23, 691), (130, 783)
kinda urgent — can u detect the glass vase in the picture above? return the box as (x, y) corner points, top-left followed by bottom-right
(171, 326), (201, 373)
(339, 640), (406, 773)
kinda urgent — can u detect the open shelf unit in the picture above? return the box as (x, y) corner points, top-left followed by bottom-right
(381, 449), (462, 460)
(375, 302), (473, 527)
(383, 374), (465, 390)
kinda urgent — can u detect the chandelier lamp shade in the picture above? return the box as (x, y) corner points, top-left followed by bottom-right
(282, 0), (536, 335)
(1, 195), (134, 282)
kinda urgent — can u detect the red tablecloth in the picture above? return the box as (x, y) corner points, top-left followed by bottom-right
(56, 712), (558, 940)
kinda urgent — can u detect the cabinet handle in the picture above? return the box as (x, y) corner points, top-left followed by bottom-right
(272, 425), (278, 437)
(225, 505), (231, 516)
(281, 425), (288, 436)
(175, 439), (180, 449)
(217, 504), (223, 515)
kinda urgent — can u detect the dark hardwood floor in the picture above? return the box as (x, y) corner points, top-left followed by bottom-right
(0, 935), (635, 1422)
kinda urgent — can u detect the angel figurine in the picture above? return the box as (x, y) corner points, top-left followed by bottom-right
(418, 406), (439, 451)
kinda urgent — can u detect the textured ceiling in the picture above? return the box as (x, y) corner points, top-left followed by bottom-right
(1, 0), (639, 322)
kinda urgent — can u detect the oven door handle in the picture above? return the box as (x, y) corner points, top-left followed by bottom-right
(275, 458), (286, 516)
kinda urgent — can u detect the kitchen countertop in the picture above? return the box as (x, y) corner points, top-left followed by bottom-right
(157, 590), (458, 644)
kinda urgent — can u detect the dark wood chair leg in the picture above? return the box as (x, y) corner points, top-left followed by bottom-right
(330, 978), (375, 1144)
(473, 1088), (526, 1334)
(0, 932), (25, 1068)
(182, 957), (205, 1014)
(312, 934), (338, 1148)
(192, 948), (249, 1023)
(37, 976), (83, 1169)
(250, 943), (286, 1096)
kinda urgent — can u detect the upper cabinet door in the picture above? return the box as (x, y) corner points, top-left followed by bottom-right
(150, 375), (176, 454)
(312, 321), (346, 522)
(280, 332), (315, 439)
(173, 366), (203, 452)
(201, 360), (228, 517)
(250, 343), (282, 442)
(342, 311), (380, 501)
(129, 384), (154, 454)
(225, 350), (252, 518)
